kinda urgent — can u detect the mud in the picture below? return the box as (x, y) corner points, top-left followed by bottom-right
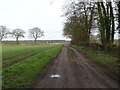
(33, 46), (119, 88)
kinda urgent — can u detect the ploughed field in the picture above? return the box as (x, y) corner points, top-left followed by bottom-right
(2, 44), (63, 88)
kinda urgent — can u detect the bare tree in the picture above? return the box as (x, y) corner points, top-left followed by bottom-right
(0, 26), (9, 42)
(29, 27), (44, 44)
(11, 29), (25, 44)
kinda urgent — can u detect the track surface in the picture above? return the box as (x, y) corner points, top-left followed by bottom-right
(33, 46), (119, 88)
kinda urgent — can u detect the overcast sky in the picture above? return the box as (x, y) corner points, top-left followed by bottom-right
(0, 0), (69, 40)
(0, 0), (118, 40)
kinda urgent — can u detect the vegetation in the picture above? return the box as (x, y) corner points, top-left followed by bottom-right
(67, 47), (74, 59)
(10, 29), (25, 44)
(63, 0), (119, 52)
(2, 44), (63, 88)
(0, 26), (44, 44)
(116, 2), (120, 31)
(29, 27), (44, 44)
(63, 1), (119, 75)
(67, 47), (75, 60)
(2, 45), (44, 60)
(1, 0), (119, 88)
(72, 45), (119, 75)
(67, 46), (77, 64)
(97, 2), (115, 51)
(63, 2), (95, 44)
(0, 26), (9, 42)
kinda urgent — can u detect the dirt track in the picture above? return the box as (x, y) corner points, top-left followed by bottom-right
(33, 46), (119, 88)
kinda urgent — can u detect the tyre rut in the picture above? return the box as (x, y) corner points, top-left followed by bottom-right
(33, 46), (119, 88)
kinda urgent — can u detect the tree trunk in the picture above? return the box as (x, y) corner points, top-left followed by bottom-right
(118, 2), (120, 28)
(117, 2), (120, 63)
(101, 2), (111, 52)
(0, 39), (2, 44)
(109, 2), (115, 45)
(97, 2), (106, 49)
(34, 38), (37, 44)
(16, 37), (19, 44)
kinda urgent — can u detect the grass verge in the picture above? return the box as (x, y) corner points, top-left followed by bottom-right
(72, 45), (119, 76)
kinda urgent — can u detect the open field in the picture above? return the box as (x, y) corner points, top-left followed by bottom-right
(2, 44), (63, 88)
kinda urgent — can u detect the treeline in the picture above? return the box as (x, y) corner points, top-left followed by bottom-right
(63, 0), (120, 52)
(0, 26), (44, 44)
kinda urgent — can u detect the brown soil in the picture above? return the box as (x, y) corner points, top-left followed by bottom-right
(33, 46), (119, 88)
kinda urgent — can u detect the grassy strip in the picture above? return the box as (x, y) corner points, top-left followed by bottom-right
(72, 45), (119, 75)
(3, 44), (63, 88)
(67, 47), (75, 61)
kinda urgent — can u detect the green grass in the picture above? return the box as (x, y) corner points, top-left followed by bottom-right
(72, 45), (119, 75)
(2, 45), (48, 60)
(2, 45), (59, 68)
(67, 47), (76, 62)
(2, 44), (63, 88)
(67, 47), (73, 58)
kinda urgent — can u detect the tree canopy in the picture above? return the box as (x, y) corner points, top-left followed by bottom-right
(63, 0), (119, 51)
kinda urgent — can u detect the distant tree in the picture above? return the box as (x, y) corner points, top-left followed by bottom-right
(11, 29), (25, 44)
(0, 26), (9, 42)
(29, 27), (44, 44)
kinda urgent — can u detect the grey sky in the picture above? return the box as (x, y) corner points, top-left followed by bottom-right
(0, 0), (68, 40)
(0, 0), (118, 40)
